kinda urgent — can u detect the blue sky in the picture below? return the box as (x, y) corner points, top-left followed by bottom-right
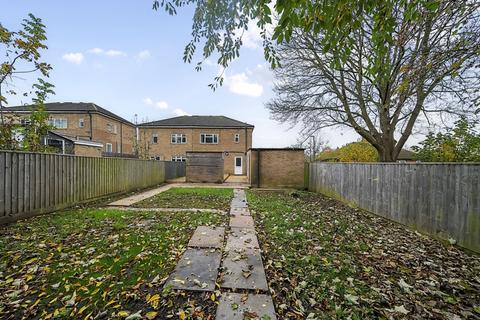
(2, 0), (362, 147)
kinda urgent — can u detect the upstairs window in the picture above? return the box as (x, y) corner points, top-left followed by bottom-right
(79, 118), (85, 128)
(48, 118), (68, 129)
(200, 133), (218, 144)
(152, 134), (158, 144)
(234, 133), (240, 143)
(171, 133), (187, 144)
(107, 123), (117, 134)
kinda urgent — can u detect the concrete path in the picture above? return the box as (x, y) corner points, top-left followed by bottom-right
(136, 185), (277, 318)
(108, 182), (248, 206)
(105, 207), (225, 214)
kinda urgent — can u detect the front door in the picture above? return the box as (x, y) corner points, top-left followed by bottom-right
(234, 156), (243, 175)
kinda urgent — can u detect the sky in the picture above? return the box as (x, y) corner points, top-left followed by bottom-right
(2, 0), (364, 148)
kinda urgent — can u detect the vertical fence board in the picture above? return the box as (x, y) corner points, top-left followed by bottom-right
(0, 151), (186, 223)
(309, 162), (480, 253)
(0, 153), (5, 215)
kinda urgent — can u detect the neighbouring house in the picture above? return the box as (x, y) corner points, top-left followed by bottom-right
(138, 116), (254, 175)
(4, 102), (137, 156)
(43, 131), (103, 157)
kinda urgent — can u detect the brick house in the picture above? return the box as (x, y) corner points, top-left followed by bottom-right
(138, 116), (254, 175)
(4, 102), (136, 155)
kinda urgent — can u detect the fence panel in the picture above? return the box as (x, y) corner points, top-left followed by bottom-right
(309, 162), (480, 253)
(0, 151), (185, 224)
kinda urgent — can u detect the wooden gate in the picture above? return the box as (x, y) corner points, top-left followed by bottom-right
(186, 152), (224, 183)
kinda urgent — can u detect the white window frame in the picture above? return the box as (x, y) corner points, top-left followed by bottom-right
(171, 133), (187, 144)
(21, 118), (31, 126)
(48, 118), (68, 129)
(200, 133), (219, 144)
(152, 134), (159, 144)
(79, 118), (85, 128)
(171, 155), (186, 162)
(106, 143), (113, 153)
(234, 133), (240, 143)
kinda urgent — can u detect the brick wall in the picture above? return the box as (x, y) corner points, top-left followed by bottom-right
(139, 127), (253, 175)
(74, 144), (103, 157)
(5, 111), (136, 155)
(248, 149), (305, 189)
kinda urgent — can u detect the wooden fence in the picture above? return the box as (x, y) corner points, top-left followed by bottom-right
(0, 151), (185, 224)
(309, 162), (480, 253)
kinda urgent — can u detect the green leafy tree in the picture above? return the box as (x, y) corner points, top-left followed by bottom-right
(318, 139), (379, 162)
(413, 118), (480, 162)
(0, 14), (54, 151)
(152, 0), (461, 88)
(267, 0), (479, 161)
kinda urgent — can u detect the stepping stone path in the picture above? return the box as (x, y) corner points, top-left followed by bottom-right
(164, 188), (277, 319)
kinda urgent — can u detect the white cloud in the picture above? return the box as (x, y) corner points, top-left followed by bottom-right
(242, 20), (263, 49)
(87, 48), (104, 55)
(136, 50), (151, 61)
(155, 101), (168, 110)
(62, 52), (84, 64)
(224, 72), (263, 97)
(105, 49), (127, 57)
(172, 108), (190, 116)
(87, 48), (127, 57)
(143, 97), (153, 105)
(143, 98), (169, 110)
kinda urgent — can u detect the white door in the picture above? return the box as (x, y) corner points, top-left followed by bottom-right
(234, 156), (243, 175)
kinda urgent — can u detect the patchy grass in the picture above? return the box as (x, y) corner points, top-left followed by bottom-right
(247, 190), (480, 320)
(0, 208), (225, 319)
(134, 187), (233, 210)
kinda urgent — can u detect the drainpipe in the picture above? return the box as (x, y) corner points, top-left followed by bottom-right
(88, 111), (93, 141)
(120, 122), (123, 154)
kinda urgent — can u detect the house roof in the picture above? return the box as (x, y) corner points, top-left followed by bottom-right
(139, 115), (254, 128)
(48, 130), (104, 147)
(6, 102), (134, 125)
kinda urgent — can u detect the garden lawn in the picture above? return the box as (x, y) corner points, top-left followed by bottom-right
(0, 208), (226, 319)
(247, 190), (480, 320)
(134, 187), (233, 210)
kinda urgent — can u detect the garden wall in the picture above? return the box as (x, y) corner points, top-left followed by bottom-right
(248, 148), (305, 189)
(309, 162), (480, 253)
(0, 151), (185, 224)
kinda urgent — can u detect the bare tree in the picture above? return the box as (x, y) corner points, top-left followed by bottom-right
(267, 0), (480, 161)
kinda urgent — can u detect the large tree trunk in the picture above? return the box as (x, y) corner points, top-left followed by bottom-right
(377, 138), (397, 162)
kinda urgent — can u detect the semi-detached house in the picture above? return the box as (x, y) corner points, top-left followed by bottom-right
(138, 116), (254, 175)
(5, 102), (137, 155)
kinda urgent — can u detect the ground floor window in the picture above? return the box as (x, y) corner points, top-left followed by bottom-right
(105, 143), (113, 153)
(171, 155), (186, 162)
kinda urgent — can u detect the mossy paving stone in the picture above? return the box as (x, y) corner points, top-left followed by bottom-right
(188, 226), (225, 249)
(230, 215), (255, 229)
(216, 292), (277, 320)
(225, 227), (260, 251)
(165, 248), (221, 291)
(220, 248), (268, 291)
(230, 207), (251, 216)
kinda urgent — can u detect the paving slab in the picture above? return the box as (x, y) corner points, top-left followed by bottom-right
(229, 207), (251, 216)
(108, 184), (173, 206)
(188, 226), (225, 249)
(220, 249), (268, 290)
(231, 198), (248, 209)
(216, 293), (277, 320)
(165, 248), (221, 291)
(229, 215), (255, 229)
(225, 227), (260, 251)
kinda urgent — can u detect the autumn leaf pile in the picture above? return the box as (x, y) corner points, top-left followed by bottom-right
(134, 188), (233, 211)
(0, 208), (225, 319)
(247, 190), (480, 320)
